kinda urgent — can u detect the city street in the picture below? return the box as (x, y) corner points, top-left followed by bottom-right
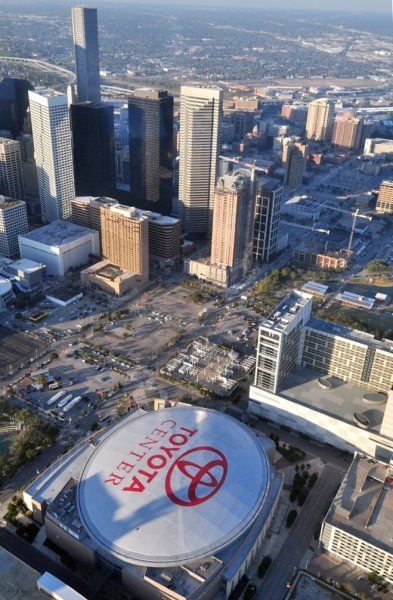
(257, 465), (343, 600)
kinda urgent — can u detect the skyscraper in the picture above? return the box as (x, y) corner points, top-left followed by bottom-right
(179, 86), (223, 235)
(0, 137), (25, 201)
(71, 102), (115, 197)
(0, 78), (33, 138)
(284, 143), (307, 192)
(28, 89), (75, 223)
(253, 178), (283, 263)
(332, 113), (364, 151)
(0, 197), (28, 258)
(128, 89), (173, 214)
(376, 181), (393, 214)
(306, 98), (335, 142)
(210, 171), (254, 283)
(253, 291), (312, 394)
(71, 6), (101, 103)
(100, 204), (149, 278)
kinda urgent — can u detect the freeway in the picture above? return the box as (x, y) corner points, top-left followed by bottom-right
(0, 56), (75, 80)
(256, 465), (343, 600)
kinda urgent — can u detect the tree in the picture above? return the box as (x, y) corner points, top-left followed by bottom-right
(35, 374), (47, 387)
(298, 488), (309, 506)
(368, 572), (384, 585)
(289, 489), (298, 502)
(366, 260), (390, 273)
(286, 509), (297, 528)
(308, 473), (318, 489)
(257, 556), (272, 579)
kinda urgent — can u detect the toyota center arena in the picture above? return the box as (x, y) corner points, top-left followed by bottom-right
(24, 407), (282, 600)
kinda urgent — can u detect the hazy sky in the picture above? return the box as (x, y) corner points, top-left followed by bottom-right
(108, 0), (391, 11)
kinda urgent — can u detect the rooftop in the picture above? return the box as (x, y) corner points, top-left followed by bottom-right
(140, 210), (181, 226)
(72, 196), (119, 208)
(301, 281), (329, 296)
(0, 196), (25, 209)
(217, 171), (250, 191)
(109, 204), (147, 221)
(285, 194), (327, 209)
(132, 88), (170, 100)
(306, 317), (393, 353)
(30, 87), (65, 99)
(0, 547), (46, 600)
(280, 366), (388, 434)
(295, 242), (352, 259)
(285, 571), (352, 600)
(257, 177), (283, 191)
(0, 136), (19, 145)
(262, 290), (312, 334)
(10, 258), (44, 273)
(77, 407), (271, 567)
(19, 220), (97, 246)
(325, 453), (393, 554)
(335, 291), (375, 310)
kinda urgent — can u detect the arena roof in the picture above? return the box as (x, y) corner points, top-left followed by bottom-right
(77, 407), (271, 567)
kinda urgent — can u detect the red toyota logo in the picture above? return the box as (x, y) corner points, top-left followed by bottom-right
(165, 446), (228, 507)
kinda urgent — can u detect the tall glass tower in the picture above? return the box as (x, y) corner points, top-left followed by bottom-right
(71, 6), (101, 103)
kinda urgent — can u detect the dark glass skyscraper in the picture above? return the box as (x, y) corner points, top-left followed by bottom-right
(71, 102), (115, 197)
(0, 78), (33, 138)
(128, 89), (173, 214)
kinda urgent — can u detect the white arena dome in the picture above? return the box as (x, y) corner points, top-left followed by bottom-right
(77, 407), (272, 567)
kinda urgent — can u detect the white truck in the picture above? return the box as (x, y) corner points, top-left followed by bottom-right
(58, 394), (73, 408)
(62, 396), (82, 413)
(47, 390), (66, 406)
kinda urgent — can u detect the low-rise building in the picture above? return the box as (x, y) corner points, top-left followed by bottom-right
(0, 257), (44, 290)
(319, 453), (393, 584)
(293, 246), (352, 270)
(364, 138), (393, 157)
(301, 281), (329, 298)
(184, 257), (230, 288)
(335, 291), (375, 310)
(18, 221), (100, 276)
(0, 276), (13, 309)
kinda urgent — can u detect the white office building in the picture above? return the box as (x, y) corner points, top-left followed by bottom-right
(19, 220), (99, 276)
(179, 86), (223, 235)
(0, 197), (28, 258)
(249, 290), (393, 459)
(0, 137), (25, 201)
(28, 88), (75, 223)
(306, 98), (335, 142)
(71, 6), (101, 103)
(364, 138), (393, 157)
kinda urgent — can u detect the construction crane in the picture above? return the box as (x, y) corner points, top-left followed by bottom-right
(327, 206), (372, 252)
(280, 221), (330, 235)
(218, 156), (267, 185)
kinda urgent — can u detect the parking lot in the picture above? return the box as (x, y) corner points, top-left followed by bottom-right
(309, 553), (393, 599)
(0, 325), (47, 379)
(93, 314), (178, 363)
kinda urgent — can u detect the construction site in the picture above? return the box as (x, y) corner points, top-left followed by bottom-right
(161, 336), (255, 398)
